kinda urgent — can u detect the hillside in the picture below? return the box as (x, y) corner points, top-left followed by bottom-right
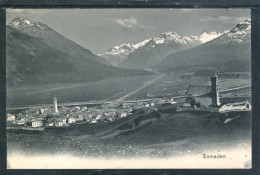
(6, 18), (150, 87)
(154, 20), (251, 72)
(7, 109), (251, 159)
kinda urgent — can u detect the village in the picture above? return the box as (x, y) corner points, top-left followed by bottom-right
(6, 75), (251, 130)
(6, 94), (164, 129)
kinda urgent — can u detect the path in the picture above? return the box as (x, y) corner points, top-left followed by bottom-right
(219, 84), (251, 93)
(116, 74), (165, 101)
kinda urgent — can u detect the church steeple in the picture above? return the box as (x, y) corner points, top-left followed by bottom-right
(211, 74), (220, 107)
(53, 94), (58, 113)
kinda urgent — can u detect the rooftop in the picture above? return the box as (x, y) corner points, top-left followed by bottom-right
(186, 85), (211, 96)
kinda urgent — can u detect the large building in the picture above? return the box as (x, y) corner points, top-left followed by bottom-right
(183, 75), (220, 108)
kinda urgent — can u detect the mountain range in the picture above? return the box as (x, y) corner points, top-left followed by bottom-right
(154, 19), (251, 72)
(99, 30), (228, 67)
(6, 17), (251, 87)
(6, 17), (149, 87)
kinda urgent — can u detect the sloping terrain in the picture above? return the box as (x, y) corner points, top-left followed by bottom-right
(7, 109), (251, 160)
(96, 110), (251, 145)
(6, 18), (149, 87)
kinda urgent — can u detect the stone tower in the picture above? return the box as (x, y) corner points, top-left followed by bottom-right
(53, 94), (58, 113)
(211, 74), (220, 107)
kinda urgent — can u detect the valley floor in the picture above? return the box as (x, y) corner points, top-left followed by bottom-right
(6, 73), (251, 109)
(6, 73), (252, 169)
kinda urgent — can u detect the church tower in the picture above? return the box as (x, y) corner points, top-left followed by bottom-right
(53, 94), (58, 113)
(211, 74), (220, 107)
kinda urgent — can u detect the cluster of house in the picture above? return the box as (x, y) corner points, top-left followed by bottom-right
(6, 95), (160, 128)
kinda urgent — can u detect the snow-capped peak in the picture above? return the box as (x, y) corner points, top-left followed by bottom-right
(221, 19), (251, 44)
(159, 32), (181, 40)
(133, 39), (151, 49)
(152, 31), (227, 45)
(8, 17), (34, 29)
(98, 43), (135, 58)
(197, 31), (229, 43)
(230, 19), (251, 33)
(99, 39), (151, 58)
(154, 32), (187, 45)
(99, 30), (228, 59)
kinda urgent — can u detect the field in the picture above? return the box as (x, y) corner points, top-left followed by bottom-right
(7, 75), (158, 108)
(7, 72), (251, 108)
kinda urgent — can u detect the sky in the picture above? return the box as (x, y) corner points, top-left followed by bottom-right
(6, 8), (250, 54)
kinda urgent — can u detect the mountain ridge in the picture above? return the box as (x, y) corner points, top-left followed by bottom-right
(98, 31), (227, 68)
(153, 19), (251, 72)
(99, 30), (228, 66)
(6, 17), (150, 87)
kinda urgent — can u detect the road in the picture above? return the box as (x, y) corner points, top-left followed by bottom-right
(116, 74), (166, 101)
(219, 84), (251, 93)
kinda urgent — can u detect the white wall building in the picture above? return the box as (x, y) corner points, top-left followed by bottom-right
(7, 113), (15, 121)
(219, 100), (251, 113)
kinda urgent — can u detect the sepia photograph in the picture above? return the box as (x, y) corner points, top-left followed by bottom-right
(6, 8), (252, 169)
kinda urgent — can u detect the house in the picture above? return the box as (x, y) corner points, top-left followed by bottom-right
(145, 107), (157, 113)
(184, 85), (212, 107)
(56, 115), (67, 125)
(37, 113), (48, 120)
(92, 112), (102, 120)
(7, 113), (15, 121)
(82, 106), (88, 111)
(90, 119), (97, 123)
(83, 117), (91, 122)
(14, 119), (26, 125)
(31, 119), (43, 127)
(104, 111), (117, 117)
(71, 106), (81, 112)
(61, 117), (67, 125)
(169, 98), (177, 104)
(219, 100), (251, 113)
(143, 103), (150, 108)
(76, 114), (84, 121)
(54, 119), (64, 126)
(47, 117), (55, 126)
(38, 108), (45, 114)
(120, 112), (127, 118)
(107, 117), (115, 122)
(83, 112), (92, 122)
(96, 114), (102, 120)
(83, 111), (93, 118)
(68, 117), (76, 124)
(183, 75), (220, 108)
